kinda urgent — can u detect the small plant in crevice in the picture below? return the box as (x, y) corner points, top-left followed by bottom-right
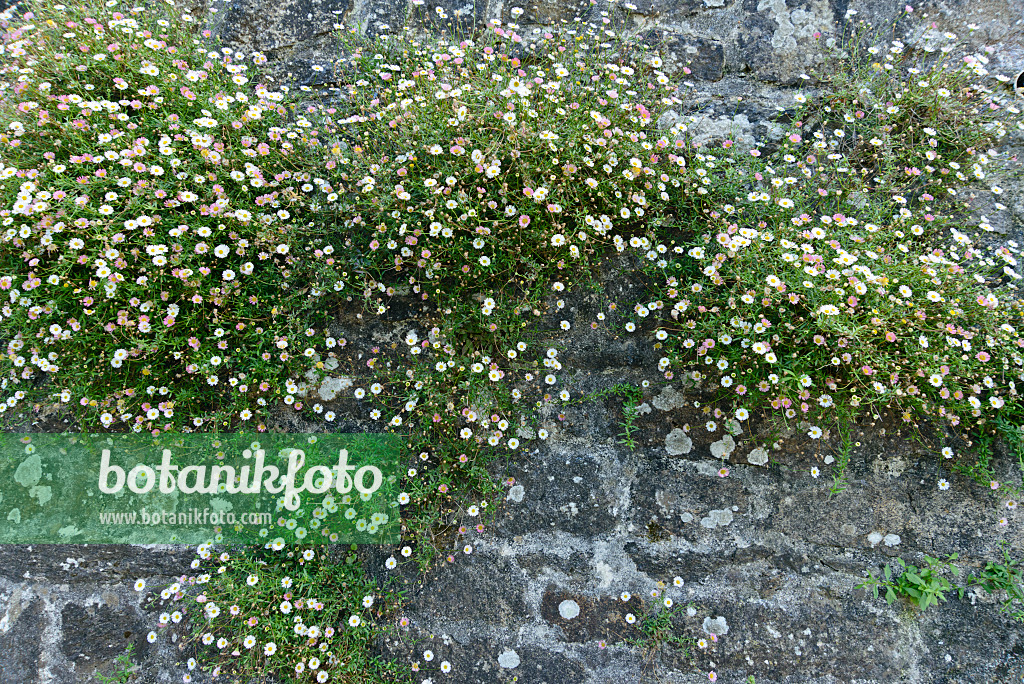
(618, 394), (643, 451)
(572, 382), (644, 450)
(614, 580), (697, 669)
(92, 644), (137, 684)
(827, 409), (856, 498)
(965, 542), (1024, 622)
(858, 553), (961, 612)
(859, 545), (1024, 622)
(143, 542), (411, 683)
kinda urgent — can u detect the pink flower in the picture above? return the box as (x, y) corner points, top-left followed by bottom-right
(709, 672), (717, 682)
(718, 468), (730, 478)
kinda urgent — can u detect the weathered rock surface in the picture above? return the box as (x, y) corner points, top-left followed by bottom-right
(4, 300), (1024, 682)
(190, 0), (1024, 90)
(3, 0), (1024, 682)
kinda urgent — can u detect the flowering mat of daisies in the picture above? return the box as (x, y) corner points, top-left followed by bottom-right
(1, 0), (1024, 681)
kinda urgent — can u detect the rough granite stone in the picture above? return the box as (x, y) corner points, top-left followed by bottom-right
(3, 0), (1024, 682)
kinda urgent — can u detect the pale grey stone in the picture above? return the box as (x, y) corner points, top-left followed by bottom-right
(498, 650), (520, 669)
(747, 447), (769, 466)
(665, 428), (693, 456)
(703, 615), (730, 636)
(317, 376), (353, 401)
(710, 435), (736, 460)
(558, 599), (580, 619)
(700, 509), (734, 528)
(652, 386), (686, 411)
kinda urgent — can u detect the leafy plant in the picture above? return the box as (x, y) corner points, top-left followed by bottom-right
(861, 547), (1024, 622)
(619, 392), (643, 451)
(995, 416), (1024, 491)
(828, 408), (857, 498)
(631, 14), (1024, 487)
(93, 644), (136, 683)
(574, 382), (644, 450)
(618, 592), (695, 664)
(146, 543), (410, 683)
(858, 553), (961, 612)
(0, 0), (351, 433)
(966, 542), (1024, 622)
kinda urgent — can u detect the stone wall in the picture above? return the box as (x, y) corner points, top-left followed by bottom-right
(2, 0), (1024, 682)
(3, 286), (1024, 683)
(194, 0), (1024, 85)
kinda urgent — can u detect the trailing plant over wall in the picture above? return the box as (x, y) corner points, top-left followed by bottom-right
(2, 0), (1023, 681)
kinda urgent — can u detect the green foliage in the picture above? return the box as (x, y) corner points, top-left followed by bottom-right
(315, 14), (680, 331)
(619, 597), (695, 662)
(3, 0), (1024, 680)
(147, 543), (410, 683)
(860, 546), (1024, 622)
(966, 542), (1024, 622)
(995, 415), (1024, 491)
(806, 21), (1016, 192)
(574, 382), (644, 450)
(619, 392), (643, 451)
(858, 553), (961, 612)
(632, 20), (1024, 484)
(828, 408), (857, 498)
(93, 644), (136, 684)
(951, 424), (999, 488)
(0, 0), (346, 432)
